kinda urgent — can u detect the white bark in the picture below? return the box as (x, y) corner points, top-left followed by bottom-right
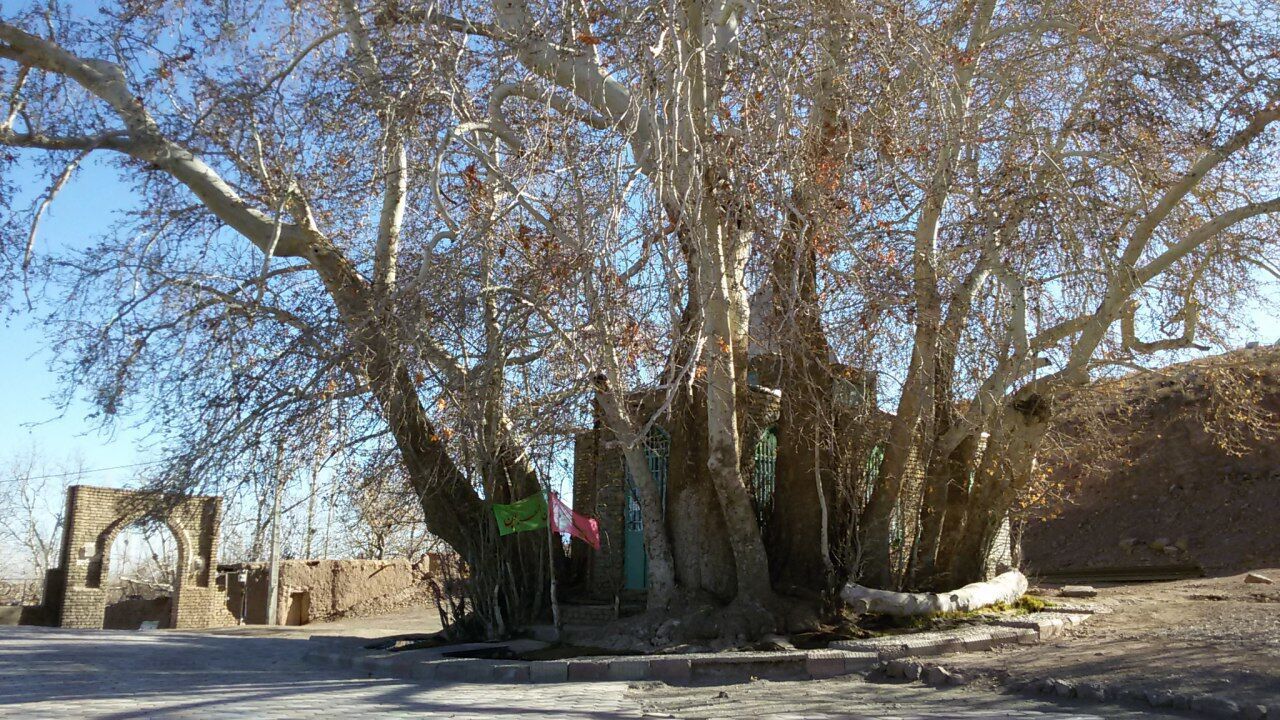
(841, 569), (1028, 616)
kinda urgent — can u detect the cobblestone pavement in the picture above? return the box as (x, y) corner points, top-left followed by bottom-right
(0, 626), (639, 719)
(0, 627), (1180, 719)
(636, 677), (1184, 719)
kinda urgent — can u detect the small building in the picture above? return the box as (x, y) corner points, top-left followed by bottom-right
(568, 351), (885, 602)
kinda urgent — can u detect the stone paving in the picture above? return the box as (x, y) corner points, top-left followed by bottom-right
(0, 626), (1184, 719)
(638, 678), (1188, 719)
(0, 626), (640, 719)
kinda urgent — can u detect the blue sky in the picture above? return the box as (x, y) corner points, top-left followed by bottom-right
(2, 157), (149, 487)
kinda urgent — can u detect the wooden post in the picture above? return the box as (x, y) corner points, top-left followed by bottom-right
(544, 485), (562, 641)
(266, 439), (286, 626)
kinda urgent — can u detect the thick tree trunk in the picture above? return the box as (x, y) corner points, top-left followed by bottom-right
(945, 396), (1050, 585)
(667, 387), (738, 601)
(910, 431), (976, 589)
(308, 237), (486, 554)
(768, 243), (837, 592)
(762, 2), (848, 595)
(858, 342), (934, 587)
(842, 570), (1027, 616)
(304, 235), (548, 630)
(696, 205), (773, 605)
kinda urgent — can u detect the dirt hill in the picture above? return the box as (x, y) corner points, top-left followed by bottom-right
(1022, 347), (1280, 576)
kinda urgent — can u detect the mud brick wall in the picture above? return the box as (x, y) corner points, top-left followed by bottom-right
(1025, 347), (1280, 574)
(219, 558), (434, 625)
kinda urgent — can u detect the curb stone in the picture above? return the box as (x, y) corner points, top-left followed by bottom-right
(302, 643), (878, 686)
(1002, 673), (1268, 720)
(874, 631), (1269, 720)
(830, 611), (1091, 659)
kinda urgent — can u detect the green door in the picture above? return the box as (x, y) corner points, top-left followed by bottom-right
(749, 427), (778, 531)
(623, 428), (670, 590)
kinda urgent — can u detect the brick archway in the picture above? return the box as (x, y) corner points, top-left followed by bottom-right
(46, 485), (226, 629)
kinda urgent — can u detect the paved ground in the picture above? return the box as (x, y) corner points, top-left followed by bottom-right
(940, 572), (1280, 708)
(0, 626), (639, 719)
(0, 626), (1184, 719)
(639, 678), (1183, 719)
(205, 605), (446, 639)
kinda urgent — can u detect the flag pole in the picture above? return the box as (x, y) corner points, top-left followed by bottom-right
(543, 482), (563, 642)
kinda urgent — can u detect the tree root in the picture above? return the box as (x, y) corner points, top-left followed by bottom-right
(840, 570), (1028, 616)
(571, 589), (826, 653)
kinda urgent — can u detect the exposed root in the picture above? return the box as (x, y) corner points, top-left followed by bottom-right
(568, 590), (827, 653)
(841, 570), (1029, 617)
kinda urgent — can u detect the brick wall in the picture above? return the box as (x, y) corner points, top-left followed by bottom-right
(43, 485), (229, 630)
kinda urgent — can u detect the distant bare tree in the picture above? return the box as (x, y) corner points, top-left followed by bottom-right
(0, 446), (81, 602)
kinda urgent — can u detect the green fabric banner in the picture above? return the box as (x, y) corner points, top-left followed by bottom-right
(492, 492), (548, 536)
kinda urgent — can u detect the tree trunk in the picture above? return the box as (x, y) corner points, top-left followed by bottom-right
(858, 344), (934, 588)
(910, 430), (976, 589)
(303, 234), (549, 630)
(945, 395), (1050, 585)
(696, 205), (773, 605)
(767, 235), (837, 592)
(765, 26), (846, 593)
(842, 570), (1027, 616)
(667, 387), (738, 601)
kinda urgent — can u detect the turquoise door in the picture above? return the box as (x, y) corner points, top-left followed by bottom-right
(749, 427), (778, 530)
(623, 428), (670, 590)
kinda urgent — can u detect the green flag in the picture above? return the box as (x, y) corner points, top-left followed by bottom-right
(492, 492), (548, 536)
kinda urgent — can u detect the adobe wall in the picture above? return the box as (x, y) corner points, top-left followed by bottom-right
(219, 558), (436, 625)
(1025, 348), (1280, 575)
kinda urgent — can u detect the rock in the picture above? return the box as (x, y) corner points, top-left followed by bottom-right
(886, 659), (909, 678)
(756, 633), (795, 651)
(903, 662), (923, 681)
(1052, 679), (1075, 698)
(1060, 585), (1098, 598)
(1162, 545), (1181, 556)
(1076, 682), (1106, 702)
(1146, 689), (1176, 707)
(1191, 695), (1241, 718)
(947, 672), (970, 686)
(1245, 572), (1275, 585)
(1116, 687), (1146, 704)
(1241, 704), (1268, 720)
(1175, 537), (1190, 552)
(923, 666), (953, 686)
(1150, 538), (1171, 551)
(1119, 537), (1139, 551)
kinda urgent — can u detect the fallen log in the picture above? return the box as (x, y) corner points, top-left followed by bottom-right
(840, 570), (1028, 617)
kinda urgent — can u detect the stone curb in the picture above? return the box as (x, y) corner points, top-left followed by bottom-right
(302, 608), (1096, 686)
(877, 660), (1269, 720)
(1008, 675), (1269, 720)
(302, 645), (879, 685)
(828, 610), (1093, 660)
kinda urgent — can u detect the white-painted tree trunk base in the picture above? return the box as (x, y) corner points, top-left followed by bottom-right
(840, 570), (1028, 616)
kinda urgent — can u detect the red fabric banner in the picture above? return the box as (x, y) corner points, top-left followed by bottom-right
(549, 491), (601, 550)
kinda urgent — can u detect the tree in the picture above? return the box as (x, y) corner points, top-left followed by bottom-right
(0, 1), (559, 634)
(0, 447), (81, 602)
(3, 0), (1278, 642)
(849, 0), (1280, 588)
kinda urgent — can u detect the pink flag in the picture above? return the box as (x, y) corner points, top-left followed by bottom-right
(549, 491), (601, 550)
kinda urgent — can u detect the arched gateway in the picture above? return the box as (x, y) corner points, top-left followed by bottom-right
(45, 485), (227, 629)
